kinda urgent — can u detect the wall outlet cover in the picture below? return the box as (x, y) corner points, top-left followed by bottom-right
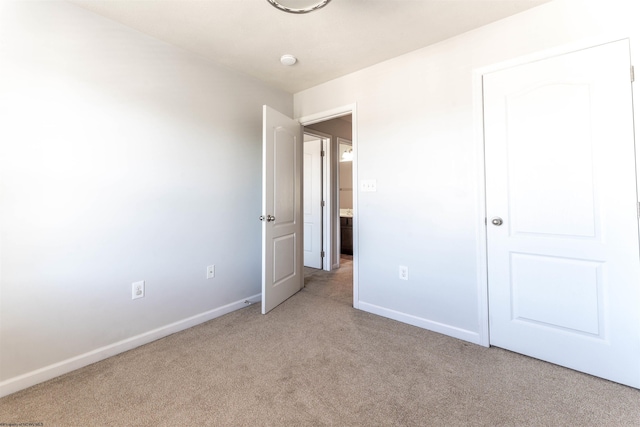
(132, 280), (145, 300)
(399, 266), (409, 281)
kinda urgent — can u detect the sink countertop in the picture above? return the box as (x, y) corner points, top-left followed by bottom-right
(340, 209), (353, 218)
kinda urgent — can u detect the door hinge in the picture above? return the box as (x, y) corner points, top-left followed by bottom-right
(321, 251), (325, 258)
(321, 150), (325, 157)
(632, 66), (635, 83)
(637, 202), (640, 219)
(321, 201), (325, 207)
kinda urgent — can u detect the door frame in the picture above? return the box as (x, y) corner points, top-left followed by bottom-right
(473, 36), (636, 348)
(298, 103), (359, 309)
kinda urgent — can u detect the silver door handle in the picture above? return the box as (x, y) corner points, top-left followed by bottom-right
(491, 217), (503, 226)
(259, 215), (276, 222)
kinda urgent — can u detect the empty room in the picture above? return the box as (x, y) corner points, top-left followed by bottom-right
(2, 0), (640, 425)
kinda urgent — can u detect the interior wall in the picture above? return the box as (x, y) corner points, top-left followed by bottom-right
(339, 160), (353, 210)
(293, 0), (640, 343)
(306, 117), (352, 141)
(0, 1), (292, 391)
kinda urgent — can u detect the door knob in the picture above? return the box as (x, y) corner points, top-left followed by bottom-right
(491, 217), (503, 226)
(259, 215), (276, 222)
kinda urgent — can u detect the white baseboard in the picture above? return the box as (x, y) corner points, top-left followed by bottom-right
(0, 293), (262, 398)
(358, 301), (481, 345)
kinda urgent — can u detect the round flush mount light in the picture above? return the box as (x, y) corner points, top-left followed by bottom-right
(280, 54), (297, 66)
(266, 0), (332, 14)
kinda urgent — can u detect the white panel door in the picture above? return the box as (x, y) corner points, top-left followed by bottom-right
(484, 40), (640, 388)
(303, 138), (323, 269)
(262, 105), (303, 314)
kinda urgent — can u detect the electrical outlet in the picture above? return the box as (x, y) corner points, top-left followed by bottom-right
(399, 266), (409, 281)
(132, 280), (145, 300)
(207, 265), (215, 279)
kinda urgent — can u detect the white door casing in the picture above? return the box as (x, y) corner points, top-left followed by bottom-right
(262, 105), (303, 314)
(484, 40), (640, 388)
(303, 138), (323, 269)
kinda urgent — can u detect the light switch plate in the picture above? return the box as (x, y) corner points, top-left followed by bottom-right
(361, 179), (377, 192)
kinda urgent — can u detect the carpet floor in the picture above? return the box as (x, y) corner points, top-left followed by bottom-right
(2, 256), (640, 426)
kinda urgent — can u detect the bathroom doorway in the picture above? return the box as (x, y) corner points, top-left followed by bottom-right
(338, 138), (353, 258)
(303, 112), (355, 302)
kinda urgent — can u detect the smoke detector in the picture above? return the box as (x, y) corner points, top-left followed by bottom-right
(280, 54), (297, 66)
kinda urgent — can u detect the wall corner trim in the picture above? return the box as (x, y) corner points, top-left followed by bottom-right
(0, 294), (262, 398)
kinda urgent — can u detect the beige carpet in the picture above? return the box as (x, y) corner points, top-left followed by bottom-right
(2, 256), (640, 426)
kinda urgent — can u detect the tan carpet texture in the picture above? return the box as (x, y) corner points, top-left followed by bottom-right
(2, 257), (640, 426)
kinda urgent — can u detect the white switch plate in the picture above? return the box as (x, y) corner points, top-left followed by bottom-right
(132, 280), (145, 300)
(207, 265), (215, 279)
(399, 266), (409, 281)
(361, 179), (377, 192)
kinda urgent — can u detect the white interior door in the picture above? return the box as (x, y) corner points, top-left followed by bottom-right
(484, 40), (640, 388)
(303, 137), (323, 269)
(262, 105), (303, 314)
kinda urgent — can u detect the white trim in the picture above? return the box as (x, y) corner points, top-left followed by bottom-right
(359, 302), (482, 345)
(323, 135), (332, 271)
(299, 104), (354, 126)
(298, 103), (359, 308)
(476, 35), (630, 78)
(473, 35), (633, 349)
(0, 294), (261, 398)
(472, 67), (490, 348)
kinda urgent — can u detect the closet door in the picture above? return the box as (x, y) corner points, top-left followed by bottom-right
(484, 40), (640, 388)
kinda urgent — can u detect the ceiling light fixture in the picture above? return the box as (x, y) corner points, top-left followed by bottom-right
(280, 54), (297, 66)
(266, 0), (332, 14)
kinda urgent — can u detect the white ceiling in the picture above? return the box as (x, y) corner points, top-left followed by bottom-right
(70, 0), (551, 93)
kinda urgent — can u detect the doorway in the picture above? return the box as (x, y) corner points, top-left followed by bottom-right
(338, 138), (353, 258)
(302, 111), (355, 304)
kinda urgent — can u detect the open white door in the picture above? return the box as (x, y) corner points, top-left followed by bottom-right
(484, 40), (640, 388)
(303, 137), (323, 269)
(261, 105), (303, 314)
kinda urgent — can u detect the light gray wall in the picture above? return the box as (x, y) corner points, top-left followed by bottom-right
(0, 1), (291, 392)
(294, 0), (640, 344)
(306, 118), (352, 141)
